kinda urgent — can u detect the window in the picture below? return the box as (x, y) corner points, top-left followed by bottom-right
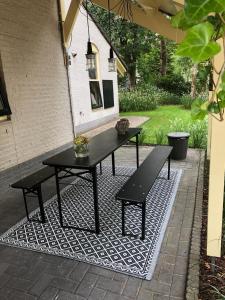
(102, 80), (114, 109)
(88, 44), (103, 109)
(0, 56), (11, 117)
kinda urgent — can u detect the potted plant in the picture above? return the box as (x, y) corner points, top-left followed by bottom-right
(73, 135), (89, 158)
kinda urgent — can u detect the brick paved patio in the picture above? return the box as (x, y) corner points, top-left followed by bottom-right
(0, 146), (204, 300)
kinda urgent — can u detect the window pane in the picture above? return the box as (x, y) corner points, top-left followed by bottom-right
(0, 95), (3, 110)
(88, 68), (97, 80)
(90, 81), (102, 109)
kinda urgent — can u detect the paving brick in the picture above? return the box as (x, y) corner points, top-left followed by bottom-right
(142, 279), (171, 295)
(174, 257), (188, 275)
(137, 288), (154, 300)
(57, 290), (86, 300)
(0, 262), (9, 276)
(96, 275), (125, 294)
(76, 272), (98, 298)
(104, 291), (131, 300)
(5, 276), (33, 292)
(89, 265), (115, 278)
(39, 286), (59, 300)
(50, 276), (78, 293)
(69, 262), (90, 282)
(122, 276), (142, 298)
(88, 287), (106, 300)
(29, 273), (54, 296)
(170, 275), (186, 298)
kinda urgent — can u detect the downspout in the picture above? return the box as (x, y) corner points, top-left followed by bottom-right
(56, 0), (76, 140)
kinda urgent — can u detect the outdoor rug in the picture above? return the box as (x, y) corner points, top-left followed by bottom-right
(0, 166), (182, 280)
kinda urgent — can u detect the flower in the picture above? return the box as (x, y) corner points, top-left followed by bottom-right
(74, 135), (89, 145)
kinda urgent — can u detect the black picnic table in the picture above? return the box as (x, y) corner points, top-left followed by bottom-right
(43, 127), (141, 234)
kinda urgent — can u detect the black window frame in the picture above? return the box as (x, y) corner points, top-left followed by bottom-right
(0, 82), (11, 117)
(0, 56), (11, 117)
(89, 81), (103, 110)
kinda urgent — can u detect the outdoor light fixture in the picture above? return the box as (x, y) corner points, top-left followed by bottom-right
(107, 0), (116, 72)
(86, 41), (96, 71)
(108, 47), (116, 72)
(85, 0), (96, 71)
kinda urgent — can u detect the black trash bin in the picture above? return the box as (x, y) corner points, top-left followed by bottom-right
(167, 132), (190, 160)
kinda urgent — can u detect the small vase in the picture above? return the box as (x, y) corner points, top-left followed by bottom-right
(73, 143), (89, 158)
(115, 118), (130, 135)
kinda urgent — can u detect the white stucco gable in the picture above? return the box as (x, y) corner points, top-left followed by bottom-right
(64, 2), (121, 134)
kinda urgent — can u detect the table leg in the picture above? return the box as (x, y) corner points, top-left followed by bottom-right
(55, 167), (64, 227)
(91, 167), (100, 234)
(112, 152), (115, 176)
(136, 134), (139, 168)
(99, 161), (103, 175)
(37, 186), (46, 223)
(23, 189), (30, 222)
(168, 155), (171, 180)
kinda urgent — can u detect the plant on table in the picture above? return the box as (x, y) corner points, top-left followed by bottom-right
(73, 135), (89, 158)
(172, 0), (225, 121)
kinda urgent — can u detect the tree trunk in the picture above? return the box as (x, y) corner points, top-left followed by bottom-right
(191, 64), (198, 98)
(127, 65), (137, 90)
(160, 37), (167, 76)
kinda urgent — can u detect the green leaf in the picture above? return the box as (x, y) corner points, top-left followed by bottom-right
(191, 98), (208, 120)
(220, 71), (225, 89)
(207, 102), (220, 113)
(171, 10), (197, 30)
(218, 90), (225, 101)
(176, 22), (221, 63)
(185, 0), (225, 22)
(218, 99), (225, 108)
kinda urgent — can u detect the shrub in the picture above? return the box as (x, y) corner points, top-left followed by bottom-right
(157, 92), (181, 105)
(181, 95), (194, 109)
(155, 74), (191, 96)
(139, 129), (147, 145)
(119, 86), (158, 112)
(155, 128), (166, 145)
(119, 83), (183, 111)
(168, 118), (187, 132)
(189, 120), (208, 149)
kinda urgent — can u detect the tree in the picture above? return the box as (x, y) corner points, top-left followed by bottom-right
(160, 36), (167, 76)
(88, 3), (156, 89)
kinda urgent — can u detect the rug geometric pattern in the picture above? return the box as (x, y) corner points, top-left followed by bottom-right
(0, 166), (182, 280)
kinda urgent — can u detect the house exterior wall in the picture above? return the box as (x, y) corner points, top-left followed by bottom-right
(0, 0), (73, 172)
(65, 4), (119, 134)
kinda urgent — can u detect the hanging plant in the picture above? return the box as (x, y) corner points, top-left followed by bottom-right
(171, 0), (225, 121)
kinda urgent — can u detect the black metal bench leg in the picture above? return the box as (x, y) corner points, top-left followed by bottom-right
(55, 167), (64, 227)
(136, 134), (139, 169)
(122, 201), (125, 236)
(37, 186), (46, 223)
(112, 152), (115, 176)
(92, 167), (100, 234)
(168, 155), (171, 180)
(22, 189), (30, 222)
(141, 202), (146, 240)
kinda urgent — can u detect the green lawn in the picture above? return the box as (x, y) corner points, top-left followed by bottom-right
(121, 105), (199, 145)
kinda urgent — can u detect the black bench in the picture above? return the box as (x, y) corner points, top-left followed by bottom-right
(116, 145), (173, 240)
(11, 166), (55, 223)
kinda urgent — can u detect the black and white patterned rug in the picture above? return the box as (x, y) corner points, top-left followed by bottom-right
(0, 166), (182, 280)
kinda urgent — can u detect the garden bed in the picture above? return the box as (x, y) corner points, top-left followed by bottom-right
(199, 160), (225, 300)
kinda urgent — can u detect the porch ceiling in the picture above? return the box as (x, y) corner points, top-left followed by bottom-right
(91, 0), (185, 42)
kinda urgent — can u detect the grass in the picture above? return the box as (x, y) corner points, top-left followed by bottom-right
(121, 105), (195, 144)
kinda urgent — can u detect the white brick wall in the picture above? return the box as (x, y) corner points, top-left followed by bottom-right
(0, 0), (73, 172)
